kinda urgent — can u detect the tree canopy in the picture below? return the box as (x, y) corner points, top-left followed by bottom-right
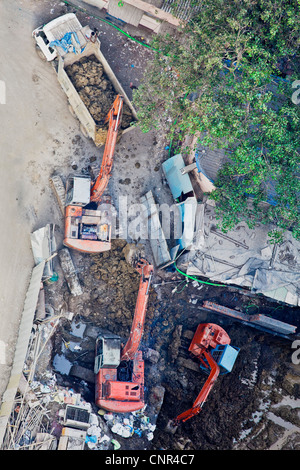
(133, 0), (300, 242)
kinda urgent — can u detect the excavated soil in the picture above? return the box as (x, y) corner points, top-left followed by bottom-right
(65, 55), (133, 129)
(44, 239), (300, 451)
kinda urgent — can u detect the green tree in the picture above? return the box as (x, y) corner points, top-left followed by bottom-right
(133, 0), (300, 241)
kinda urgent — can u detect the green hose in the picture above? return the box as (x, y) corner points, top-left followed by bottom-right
(174, 262), (226, 287)
(62, 0), (158, 50)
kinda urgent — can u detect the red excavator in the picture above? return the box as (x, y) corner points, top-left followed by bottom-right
(63, 94), (123, 253)
(174, 323), (239, 424)
(94, 258), (153, 413)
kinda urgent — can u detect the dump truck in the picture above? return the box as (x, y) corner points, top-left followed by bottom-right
(32, 13), (137, 146)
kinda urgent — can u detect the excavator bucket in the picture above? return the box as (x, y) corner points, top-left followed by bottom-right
(134, 258), (153, 277)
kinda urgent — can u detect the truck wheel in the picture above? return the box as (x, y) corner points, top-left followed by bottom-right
(80, 124), (89, 139)
(35, 45), (46, 61)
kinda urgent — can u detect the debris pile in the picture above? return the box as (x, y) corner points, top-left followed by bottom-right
(65, 55), (133, 129)
(103, 408), (156, 442)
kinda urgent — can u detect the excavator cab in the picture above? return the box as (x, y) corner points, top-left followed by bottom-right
(65, 175), (91, 207)
(94, 334), (121, 373)
(199, 344), (240, 375)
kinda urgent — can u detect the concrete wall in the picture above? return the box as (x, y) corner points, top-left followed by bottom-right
(83, 0), (180, 32)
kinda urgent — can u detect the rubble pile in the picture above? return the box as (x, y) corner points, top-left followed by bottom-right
(65, 55), (133, 129)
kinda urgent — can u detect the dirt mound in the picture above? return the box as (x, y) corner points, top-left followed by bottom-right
(46, 242), (300, 451)
(78, 240), (156, 338)
(65, 55), (133, 129)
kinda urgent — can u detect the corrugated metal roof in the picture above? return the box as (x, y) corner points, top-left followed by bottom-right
(161, 0), (201, 21)
(195, 143), (230, 183)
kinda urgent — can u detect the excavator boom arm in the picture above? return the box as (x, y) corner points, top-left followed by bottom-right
(175, 350), (220, 424)
(90, 95), (123, 203)
(121, 259), (153, 362)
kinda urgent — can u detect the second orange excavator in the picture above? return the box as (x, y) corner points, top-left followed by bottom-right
(63, 94), (123, 253)
(173, 323), (239, 424)
(94, 258), (153, 413)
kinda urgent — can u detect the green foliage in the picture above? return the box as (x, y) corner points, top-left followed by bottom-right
(133, 0), (300, 241)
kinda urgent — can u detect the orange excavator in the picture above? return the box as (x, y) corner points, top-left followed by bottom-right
(174, 323), (239, 424)
(94, 258), (153, 413)
(63, 94), (123, 253)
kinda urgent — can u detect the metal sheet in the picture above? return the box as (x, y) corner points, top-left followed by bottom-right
(0, 261), (45, 448)
(162, 154), (194, 200)
(140, 191), (171, 267)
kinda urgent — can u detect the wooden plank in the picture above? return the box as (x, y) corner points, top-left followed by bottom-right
(139, 14), (162, 33)
(122, 0), (181, 26)
(108, 0), (143, 26)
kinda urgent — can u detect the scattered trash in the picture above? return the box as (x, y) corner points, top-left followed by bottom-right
(85, 434), (97, 444)
(111, 422), (132, 438)
(111, 439), (121, 450)
(62, 337), (70, 349)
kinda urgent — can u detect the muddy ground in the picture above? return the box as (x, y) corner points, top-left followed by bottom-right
(42, 236), (300, 451)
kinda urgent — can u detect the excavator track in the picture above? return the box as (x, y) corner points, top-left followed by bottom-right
(176, 331), (201, 372)
(58, 248), (83, 296)
(50, 175), (66, 216)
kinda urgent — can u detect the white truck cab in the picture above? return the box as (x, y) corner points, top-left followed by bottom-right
(32, 13), (92, 61)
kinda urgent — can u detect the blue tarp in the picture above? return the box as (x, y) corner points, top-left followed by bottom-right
(162, 154), (194, 200)
(50, 31), (84, 54)
(162, 154), (197, 249)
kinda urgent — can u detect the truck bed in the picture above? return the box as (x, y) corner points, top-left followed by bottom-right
(57, 42), (137, 146)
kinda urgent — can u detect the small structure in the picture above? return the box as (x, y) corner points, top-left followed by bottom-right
(162, 153), (197, 250)
(82, 0), (200, 34)
(30, 224), (57, 281)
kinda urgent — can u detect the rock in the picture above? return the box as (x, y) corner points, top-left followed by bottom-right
(168, 325), (183, 363)
(144, 347), (160, 364)
(148, 385), (165, 418)
(122, 243), (144, 265)
(58, 248), (83, 296)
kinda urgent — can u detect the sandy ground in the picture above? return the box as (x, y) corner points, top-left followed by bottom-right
(0, 0), (100, 400)
(0, 0), (168, 403)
